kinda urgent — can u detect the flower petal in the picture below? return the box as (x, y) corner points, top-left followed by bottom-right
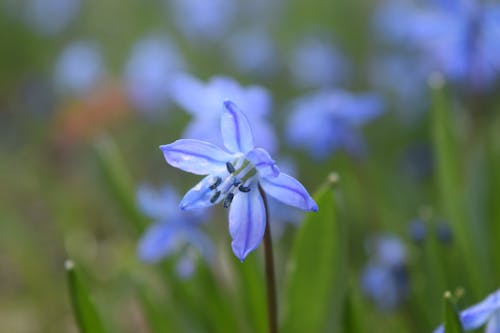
(460, 290), (500, 330)
(246, 148), (279, 178)
(160, 139), (233, 175)
(179, 175), (223, 210)
(486, 312), (500, 333)
(229, 190), (266, 261)
(260, 173), (318, 212)
(137, 222), (179, 263)
(221, 100), (255, 153)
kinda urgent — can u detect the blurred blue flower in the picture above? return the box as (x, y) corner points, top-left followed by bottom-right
(408, 218), (428, 245)
(434, 289), (500, 333)
(361, 234), (409, 311)
(374, 0), (500, 91)
(369, 55), (429, 123)
(286, 90), (384, 160)
(124, 36), (185, 113)
(22, 0), (81, 36)
(224, 28), (279, 79)
(289, 37), (349, 89)
(170, 74), (278, 153)
(53, 40), (104, 97)
(137, 184), (214, 278)
(164, 0), (236, 43)
(160, 100), (318, 261)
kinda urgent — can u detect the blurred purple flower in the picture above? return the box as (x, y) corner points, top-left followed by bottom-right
(124, 36), (185, 113)
(137, 184), (214, 278)
(361, 234), (409, 311)
(22, 0), (81, 36)
(160, 100), (317, 261)
(164, 0), (236, 43)
(170, 74), (278, 153)
(286, 90), (384, 160)
(434, 289), (500, 333)
(53, 40), (104, 97)
(289, 37), (349, 89)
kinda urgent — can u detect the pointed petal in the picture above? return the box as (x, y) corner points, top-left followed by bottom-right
(179, 175), (222, 210)
(229, 190), (266, 261)
(260, 173), (318, 212)
(137, 223), (178, 263)
(460, 290), (500, 330)
(160, 139), (233, 175)
(246, 148), (279, 178)
(486, 312), (500, 333)
(221, 100), (255, 153)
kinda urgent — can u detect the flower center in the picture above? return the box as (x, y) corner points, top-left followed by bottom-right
(208, 157), (257, 208)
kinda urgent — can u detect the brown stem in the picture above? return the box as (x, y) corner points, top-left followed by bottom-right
(259, 185), (278, 333)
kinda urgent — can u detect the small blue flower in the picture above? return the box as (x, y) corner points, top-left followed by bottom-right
(160, 100), (318, 261)
(289, 36), (349, 89)
(361, 234), (409, 311)
(164, 0), (236, 43)
(22, 0), (81, 36)
(136, 184), (214, 278)
(170, 74), (278, 153)
(434, 289), (500, 333)
(124, 36), (185, 112)
(53, 40), (104, 97)
(286, 90), (383, 160)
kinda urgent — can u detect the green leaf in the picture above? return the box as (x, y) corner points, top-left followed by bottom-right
(94, 135), (146, 234)
(429, 75), (483, 295)
(65, 260), (109, 333)
(443, 292), (464, 333)
(342, 287), (365, 333)
(282, 176), (345, 333)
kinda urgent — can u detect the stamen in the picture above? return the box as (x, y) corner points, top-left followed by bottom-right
(239, 185), (251, 193)
(232, 178), (241, 187)
(210, 191), (221, 203)
(226, 161), (235, 174)
(223, 193), (234, 208)
(209, 177), (222, 190)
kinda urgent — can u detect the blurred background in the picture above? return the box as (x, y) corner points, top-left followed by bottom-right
(2, 0), (500, 332)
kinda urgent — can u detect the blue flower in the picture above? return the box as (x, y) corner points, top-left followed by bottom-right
(286, 90), (383, 159)
(170, 74), (278, 153)
(434, 289), (500, 333)
(124, 36), (185, 113)
(160, 100), (318, 261)
(136, 184), (214, 278)
(374, 0), (500, 91)
(53, 40), (104, 97)
(164, 0), (237, 43)
(22, 0), (81, 36)
(288, 36), (349, 89)
(361, 234), (409, 311)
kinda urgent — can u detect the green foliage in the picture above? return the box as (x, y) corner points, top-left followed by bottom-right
(65, 260), (109, 333)
(443, 292), (464, 333)
(281, 177), (346, 333)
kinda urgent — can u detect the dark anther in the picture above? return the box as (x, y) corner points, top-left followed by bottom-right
(209, 177), (222, 190)
(226, 161), (235, 174)
(223, 193), (234, 208)
(232, 178), (241, 187)
(239, 185), (251, 193)
(210, 191), (221, 203)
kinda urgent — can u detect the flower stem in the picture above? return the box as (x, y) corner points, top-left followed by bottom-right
(259, 185), (278, 333)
